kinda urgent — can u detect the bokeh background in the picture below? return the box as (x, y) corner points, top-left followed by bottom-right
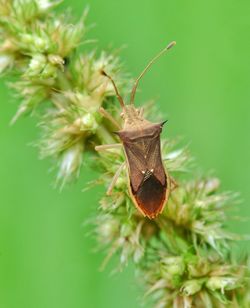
(0, 0), (250, 307)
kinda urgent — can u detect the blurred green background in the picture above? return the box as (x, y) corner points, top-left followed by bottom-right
(0, 0), (250, 307)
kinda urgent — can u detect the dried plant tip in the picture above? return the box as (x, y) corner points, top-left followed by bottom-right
(166, 41), (176, 49)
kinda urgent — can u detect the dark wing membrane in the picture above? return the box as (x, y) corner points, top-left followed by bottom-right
(134, 173), (166, 219)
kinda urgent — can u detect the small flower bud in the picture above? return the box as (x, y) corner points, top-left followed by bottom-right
(79, 113), (98, 131)
(0, 40), (16, 53)
(204, 178), (220, 194)
(34, 36), (49, 52)
(115, 177), (126, 190)
(41, 63), (57, 78)
(48, 54), (64, 69)
(28, 54), (47, 76)
(120, 242), (131, 265)
(133, 246), (144, 263)
(120, 222), (132, 237)
(36, 0), (57, 11)
(0, 54), (13, 73)
(97, 217), (119, 242)
(206, 277), (238, 294)
(187, 259), (210, 277)
(161, 257), (185, 276)
(57, 143), (83, 186)
(20, 34), (34, 45)
(180, 280), (203, 296)
(20, 34), (50, 52)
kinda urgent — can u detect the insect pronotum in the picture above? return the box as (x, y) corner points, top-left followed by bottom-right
(96, 41), (176, 219)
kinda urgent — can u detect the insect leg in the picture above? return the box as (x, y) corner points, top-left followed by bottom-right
(170, 176), (178, 192)
(107, 161), (126, 195)
(95, 143), (122, 152)
(99, 107), (121, 130)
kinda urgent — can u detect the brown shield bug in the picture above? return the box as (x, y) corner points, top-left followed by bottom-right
(96, 41), (176, 219)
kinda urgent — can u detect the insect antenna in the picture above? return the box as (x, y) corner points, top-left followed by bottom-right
(101, 70), (125, 108)
(130, 41), (176, 105)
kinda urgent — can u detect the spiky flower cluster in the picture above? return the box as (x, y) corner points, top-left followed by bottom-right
(0, 0), (124, 186)
(96, 138), (249, 307)
(1, 1), (249, 307)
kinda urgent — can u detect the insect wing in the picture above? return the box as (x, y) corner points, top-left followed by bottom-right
(120, 126), (169, 218)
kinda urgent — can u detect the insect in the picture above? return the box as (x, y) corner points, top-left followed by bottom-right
(96, 41), (176, 219)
